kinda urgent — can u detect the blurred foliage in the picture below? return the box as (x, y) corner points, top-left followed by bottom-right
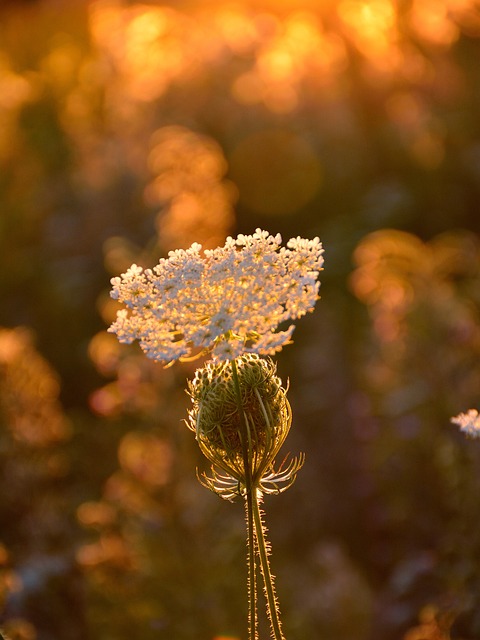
(0, 0), (480, 638)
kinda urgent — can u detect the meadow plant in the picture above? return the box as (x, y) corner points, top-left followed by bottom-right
(451, 409), (480, 439)
(109, 229), (324, 640)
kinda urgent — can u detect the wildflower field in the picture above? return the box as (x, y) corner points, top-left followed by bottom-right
(0, 1), (480, 639)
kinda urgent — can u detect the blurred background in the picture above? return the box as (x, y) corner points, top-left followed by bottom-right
(0, 0), (480, 638)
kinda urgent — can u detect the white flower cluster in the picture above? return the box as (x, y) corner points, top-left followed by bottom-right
(451, 409), (480, 439)
(109, 229), (324, 363)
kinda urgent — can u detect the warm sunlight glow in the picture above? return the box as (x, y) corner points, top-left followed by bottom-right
(0, 55), (32, 161)
(0, 328), (71, 446)
(409, 0), (460, 46)
(214, 4), (261, 53)
(145, 126), (235, 249)
(90, 3), (190, 101)
(338, 0), (397, 59)
(85, 0), (480, 120)
(2, 1), (480, 638)
(118, 432), (173, 487)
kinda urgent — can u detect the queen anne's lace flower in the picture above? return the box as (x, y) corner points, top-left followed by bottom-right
(451, 409), (480, 439)
(109, 229), (324, 363)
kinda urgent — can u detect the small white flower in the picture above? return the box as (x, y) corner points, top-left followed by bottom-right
(108, 228), (324, 363)
(451, 409), (480, 439)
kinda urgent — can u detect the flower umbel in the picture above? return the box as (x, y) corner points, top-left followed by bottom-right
(451, 409), (480, 439)
(108, 229), (324, 362)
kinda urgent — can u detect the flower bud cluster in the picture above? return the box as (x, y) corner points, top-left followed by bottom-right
(187, 354), (291, 486)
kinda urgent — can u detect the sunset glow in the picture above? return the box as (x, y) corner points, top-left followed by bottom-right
(1, 0), (480, 638)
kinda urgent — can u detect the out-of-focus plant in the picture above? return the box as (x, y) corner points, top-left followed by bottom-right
(0, 327), (83, 640)
(145, 125), (237, 251)
(351, 228), (480, 415)
(403, 604), (454, 640)
(350, 229), (480, 636)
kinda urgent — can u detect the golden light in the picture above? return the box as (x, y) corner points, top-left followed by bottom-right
(145, 126), (235, 250)
(262, 81), (298, 112)
(88, 1), (124, 57)
(84, 0), (480, 124)
(338, 0), (397, 58)
(350, 231), (423, 310)
(231, 70), (263, 105)
(0, 55), (33, 162)
(283, 11), (323, 55)
(77, 501), (118, 529)
(89, 2), (187, 102)
(386, 92), (426, 130)
(118, 431), (173, 488)
(0, 55), (32, 110)
(395, 43), (433, 84)
(214, 4), (260, 53)
(0, 328), (71, 446)
(349, 229), (480, 347)
(88, 331), (122, 376)
(409, 0), (460, 46)
(236, 10), (346, 112)
(88, 383), (123, 417)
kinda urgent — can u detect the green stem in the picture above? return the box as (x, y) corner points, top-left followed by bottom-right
(231, 358), (258, 640)
(251, 490), (286, 640)
(244, 496), (258, 640)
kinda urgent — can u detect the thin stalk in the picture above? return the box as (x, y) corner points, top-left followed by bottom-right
(231, 358), (258, 640)
(244, 497), (258, 640)
(251, 491), (285, 640)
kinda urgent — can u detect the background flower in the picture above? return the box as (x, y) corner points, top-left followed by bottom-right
(451, 409), (480, 438)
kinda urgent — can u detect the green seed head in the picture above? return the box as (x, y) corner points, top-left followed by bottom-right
(187, 354), (291, 482)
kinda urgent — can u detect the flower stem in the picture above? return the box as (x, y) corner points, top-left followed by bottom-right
(244, 496), (258, 640)
(251, 490), (286, 640)
(231, 358), (258, 640)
